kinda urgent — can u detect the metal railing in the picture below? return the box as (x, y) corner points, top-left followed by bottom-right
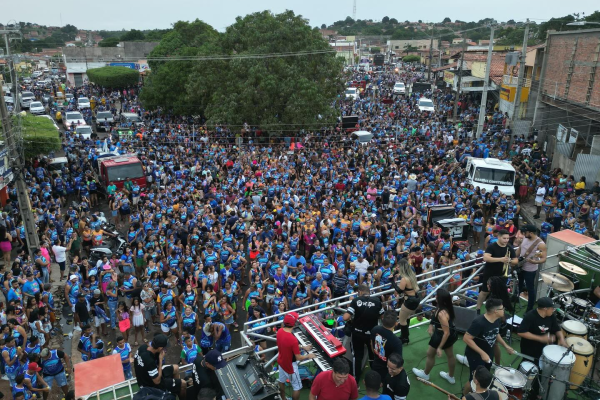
(85, 239), (600, 399)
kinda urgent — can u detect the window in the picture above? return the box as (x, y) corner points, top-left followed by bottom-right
(107, 163), (144, 182)
(472, 167), (515, 186)
(395, 46), (399, 49)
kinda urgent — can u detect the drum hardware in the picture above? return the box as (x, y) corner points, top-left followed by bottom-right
(492, 364), (528, 399)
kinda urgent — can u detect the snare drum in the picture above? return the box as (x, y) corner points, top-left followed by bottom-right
(566, 336), (594, 388)
(494, 368), (527, 399)
(571, 298), (592, 317)
(539, 345), (576, 400)
(518, 361), (539, 392)
(561, 319), (588, 339)
(471, 377), (508, 400)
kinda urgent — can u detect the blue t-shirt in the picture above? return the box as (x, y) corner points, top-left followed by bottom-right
(359, 395), (392, 400)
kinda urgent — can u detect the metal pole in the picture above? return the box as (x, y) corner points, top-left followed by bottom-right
(476, 25), (495, 138)
(3, 30), (20, 113)
(428, 24), (434, 82)
(453, 38), (467, 121)
(532, 34), (550, 129)
(0, 80), (40, 255)
(513, 19), (530, 120)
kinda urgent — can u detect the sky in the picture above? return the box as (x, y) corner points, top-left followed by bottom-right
(4, 0), (599, 31)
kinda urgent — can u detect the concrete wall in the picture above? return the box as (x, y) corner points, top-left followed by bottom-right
(550, 149), (576, 173)
(387, 39), (439, 52)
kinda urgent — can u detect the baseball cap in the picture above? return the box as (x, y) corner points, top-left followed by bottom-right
(283, 311), (300, 327)
(522, 224), (537, 233)
(152, 334), (169, 348)
(538, 297), (555, 309)
(28, 362), (42, 372)
(205, 349), (227, 369)
(452, 295), (460, 302)
(70, 275), (78, 280)
(94, 289), (101, 295)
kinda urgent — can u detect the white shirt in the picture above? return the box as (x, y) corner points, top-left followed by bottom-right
(354, 259), (370, 276)
(52, 245), (67, 263)
(535, 187), (546, 203)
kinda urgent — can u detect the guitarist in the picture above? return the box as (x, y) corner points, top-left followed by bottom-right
(462, 366), (500, 400)
(513, 225), (546, 312)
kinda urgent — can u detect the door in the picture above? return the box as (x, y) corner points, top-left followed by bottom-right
(73, 73), (83, 87)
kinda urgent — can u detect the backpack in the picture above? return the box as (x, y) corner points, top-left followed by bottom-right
(133, 387), (176, 400)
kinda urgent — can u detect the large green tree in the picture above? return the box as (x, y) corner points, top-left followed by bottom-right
(87, 66), (139, 88)
(185, 10), (345, 130)
(5, 115), (61, 159)
(139, 19), (219, 115)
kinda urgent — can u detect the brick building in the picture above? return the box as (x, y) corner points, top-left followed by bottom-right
(534, 29), (600, 183)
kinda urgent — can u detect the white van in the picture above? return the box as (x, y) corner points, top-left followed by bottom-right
(351, 130), (373, 146)
(464, 157), (516, 195)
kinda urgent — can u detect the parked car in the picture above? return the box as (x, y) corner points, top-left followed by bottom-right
(393, 82), (406, 95)
(78, 97), (91, 109)
(75, 125), (94, 140)
(63, 111), (86, 129)
(418, 98), (435, 112)
(20, 91), (36, 109)
(94, 111), (114, 131)
(32, 71), (42, 78)
(29, 101), (46, 115)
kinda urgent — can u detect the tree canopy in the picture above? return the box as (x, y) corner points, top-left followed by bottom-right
(186, 10), (344, 130)
(98, 37), (120, 47)
(86, 66), (140, 88)
(142, 11), (345, 131)
(139, 19), (219, 115)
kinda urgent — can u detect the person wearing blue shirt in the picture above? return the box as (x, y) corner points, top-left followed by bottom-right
(112, 336), (133, 380)
(22, 273), (41, 300)
(287, 251), (306, 268)
(39, 347), (71, 397)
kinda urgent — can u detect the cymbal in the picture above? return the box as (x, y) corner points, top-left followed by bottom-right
(559, 261), (587, 276)
(540, 272), (575, 292)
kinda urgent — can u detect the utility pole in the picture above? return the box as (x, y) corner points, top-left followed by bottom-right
(453, 38), (467, 121)
(476, 25), (495, 138)
(2, 29), (21, 113)
(0, 31), (40, 256)
(513, 19), (530, 121)
(0, 83), (40, 255)
(427, 24), (434, 82)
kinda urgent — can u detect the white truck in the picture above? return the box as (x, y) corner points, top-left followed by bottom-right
(464, 157), (516, 196)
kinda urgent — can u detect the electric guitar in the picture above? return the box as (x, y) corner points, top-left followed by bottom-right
(416, 377), (462, 400)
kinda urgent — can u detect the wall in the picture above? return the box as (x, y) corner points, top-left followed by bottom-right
(63, 42), (159, 62)
(542, 30), (600, 111)
(387, 39), (439, 52)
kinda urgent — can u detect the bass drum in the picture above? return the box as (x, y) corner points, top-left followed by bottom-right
(471, 378), (508, 400)
(566, 336), (594, 388)
(539, 345), (576, 400)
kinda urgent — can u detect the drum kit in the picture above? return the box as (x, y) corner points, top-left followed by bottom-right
(475, 261), (600, 400)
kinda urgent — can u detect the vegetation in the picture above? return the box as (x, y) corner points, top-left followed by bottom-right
(98, 37), (120, 47)
(9, 114), (62, 159)
(403, 55), (421, 62)
(86, 66), (140, 88)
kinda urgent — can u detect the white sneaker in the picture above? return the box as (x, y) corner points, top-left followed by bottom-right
(412, 368), (430, 380)
(440, 371), (456, 384)
(1, 375), (8, 381)
(73, 326), (82, 331)
(456, 354), (469, 367)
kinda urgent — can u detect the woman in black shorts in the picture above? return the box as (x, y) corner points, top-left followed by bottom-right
(392, 259), (420, 344)
(412, 288), (458, 384)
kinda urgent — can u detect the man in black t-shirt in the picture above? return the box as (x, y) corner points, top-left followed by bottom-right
(461, 298), (514, 395)
(370, 310), (403, 379)
(343, 284), (384, 380)
(186, 350), (226, 400)
(476, 230), (517, 312)
(134, 334), (186, 399)
(383, 353), (410, 400)
(517, 297), (567, 362)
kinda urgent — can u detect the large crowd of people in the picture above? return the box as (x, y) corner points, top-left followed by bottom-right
(1, 60), (599, 400)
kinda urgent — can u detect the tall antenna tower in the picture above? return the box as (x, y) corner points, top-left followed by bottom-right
(353, 0), (356, 20)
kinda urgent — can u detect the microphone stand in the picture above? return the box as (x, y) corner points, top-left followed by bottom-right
(539, 345), (573, 400)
